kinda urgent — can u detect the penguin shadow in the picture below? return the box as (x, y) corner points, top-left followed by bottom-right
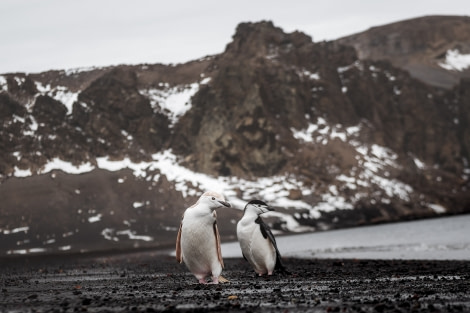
(191, 282), (225, 290)
(238, 263), (293, 281)
(248, 272), (291, 281)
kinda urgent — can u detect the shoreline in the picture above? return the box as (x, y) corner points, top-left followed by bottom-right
(3, 213), (469, 262)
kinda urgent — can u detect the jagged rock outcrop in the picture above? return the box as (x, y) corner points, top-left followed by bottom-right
(71, 68), (171, 161)
(172, 21), (358, 177)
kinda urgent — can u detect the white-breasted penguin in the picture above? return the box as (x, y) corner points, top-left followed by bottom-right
(237, 200), (289, 276)
(176, 191), (231, 284)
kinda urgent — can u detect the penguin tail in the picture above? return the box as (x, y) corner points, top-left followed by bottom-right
(277, 265), (291, 276)
(275, 258), (291, 275)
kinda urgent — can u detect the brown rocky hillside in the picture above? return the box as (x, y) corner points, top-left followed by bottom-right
(0, 16), (469, 256)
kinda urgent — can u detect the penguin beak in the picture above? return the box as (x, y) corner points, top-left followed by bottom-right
(260, 206), (274, 214)
(218, 200), (231, 208)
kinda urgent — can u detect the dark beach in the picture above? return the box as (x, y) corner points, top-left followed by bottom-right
(1, 250), (469, 313)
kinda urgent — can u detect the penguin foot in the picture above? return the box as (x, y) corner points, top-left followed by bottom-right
(198, 278), (208, 284)
(256, 271), (269, 277)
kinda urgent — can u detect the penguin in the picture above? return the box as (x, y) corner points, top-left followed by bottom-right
(236, 200), (289, 276)
(176, 191), (231, 284)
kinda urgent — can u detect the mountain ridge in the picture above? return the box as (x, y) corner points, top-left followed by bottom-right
(337, 15), (470, 88)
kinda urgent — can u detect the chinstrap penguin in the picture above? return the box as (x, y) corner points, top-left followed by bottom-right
(237, 200), (289, 276)
(176, 191), (231, 284)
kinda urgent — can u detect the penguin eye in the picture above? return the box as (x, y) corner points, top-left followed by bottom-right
(212, 197), (215, 200)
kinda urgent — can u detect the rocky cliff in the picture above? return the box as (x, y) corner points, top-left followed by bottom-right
(1, 16), (469, 256)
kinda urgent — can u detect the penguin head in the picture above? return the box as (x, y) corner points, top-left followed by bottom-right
(198, 191), (231, 210)
(244, 200), (274, 216)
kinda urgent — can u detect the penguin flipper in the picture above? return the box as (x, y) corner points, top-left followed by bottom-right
(213, 220), (224, 268)
(274, 252), (290, 275)
(175, 220), (183, 264)
(255, 216), (290, 275)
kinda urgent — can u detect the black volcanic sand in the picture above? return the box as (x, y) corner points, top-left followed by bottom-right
(1, 251), (469, 312)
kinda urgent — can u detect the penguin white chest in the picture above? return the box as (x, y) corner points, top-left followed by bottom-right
(176, 191), (231, 284)
(180, 210), (222, 279)
(237, 218), (276, 275)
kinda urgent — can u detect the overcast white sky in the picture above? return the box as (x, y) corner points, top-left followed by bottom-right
(1, 0), (469, 74)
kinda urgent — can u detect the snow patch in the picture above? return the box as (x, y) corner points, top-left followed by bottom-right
(299, 69), (320, 80)
(34, 82), (79, 115)
(292, 118), (358, 145)
(88, 214), (102, 223)
(65, 66), (97, 76)
(101, 228), (119, 241)
(0, 75), (7, 91)
(44, 239), (56, 245)
(3, 226), (29, 235)
(133, 202), (144, 209)
(41, 158), (94, 174)
(7, 248), (47, 255)
(439, 49), (470, 71)
(116, 230), (153, 242)
(13, 167), (33, 177)
(62, 231), (74, 238)
(337, 61), (363, 73)
(200, 77), (211, 85)
(263, 211), (313, 233)
(413, 157), (426, 169)
(139, 82), (200, 126)
(428, 203), (446, 214)
(51, 86), (78, 115)
(22, 115), (38, 136)
(101, 228), (153, 242)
